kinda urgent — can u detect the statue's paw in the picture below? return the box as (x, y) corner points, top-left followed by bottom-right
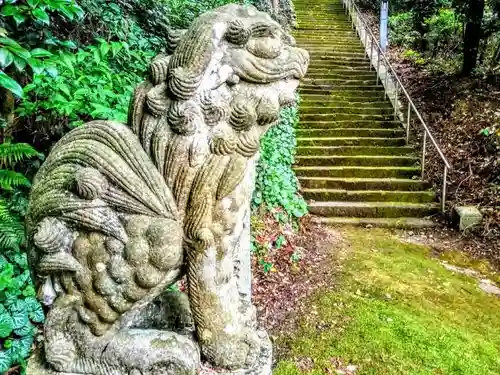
(243, 329), (261, 367)
(202, 328), (262, 370)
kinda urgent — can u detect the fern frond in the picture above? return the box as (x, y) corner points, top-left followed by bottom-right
(0, 198), (10, 220)
(0, 199), (25, 250)
(0, 169), (31, 190)
(0, 142), (40, 167)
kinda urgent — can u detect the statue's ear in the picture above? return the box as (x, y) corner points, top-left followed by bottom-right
(225, 19), (250, 46)
(150, 55), (170, 85)
(166, 28), (187, 54)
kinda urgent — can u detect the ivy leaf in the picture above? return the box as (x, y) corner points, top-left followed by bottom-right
(58, 6), (75, 21)
(0, 37), (31, 60)
(9, 335), (34, 363)
(58, 82), (71, 98)
(32, 8), (50, 25)
(0, 308), (14, 338)
(14, 319), (34, 336)
(0, 71), (23, 98)
(12, 54), (27, 72)
(0, 4), (18, 16)
(59, 40), (77, 50)
(28, 57), (45, 75)
(70, 4), (85, 19)
(25, 297), (44, 323)
(0, 351), (12, 373)
(30, 48), (53, 58)
(0, 48), (14, 69)
(59, 53), (75, 75)
(26, 0), (41, 7)
(99, 41), (110, 59)
(110, 41), (123, 57)
(10, 299), (29, 330)
(44, 65), (58, 78)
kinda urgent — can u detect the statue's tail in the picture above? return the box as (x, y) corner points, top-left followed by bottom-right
(26, 120), (183, 337)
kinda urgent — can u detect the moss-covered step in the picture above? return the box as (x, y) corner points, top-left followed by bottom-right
(316, 216), (436, 228)
(307, 64), (374, 73)
(301, 96), (387, 105)
(298, 176), (429, 191)
(300, 45), (366, 53)
(308, 201), (439, 218)
(296, 128), (405, 137)
(302, 79), (382, 88)
(300, 113), (394, 122)
(300, 106), (393, 115)
(305, 54), (368, 63)
(295, 36), (362, 44)
(302, 189), (436, 203)
(297, 137), (406, 147)
(296, 145), (415, 156)
(294, 155), (418, 167)
(301, 94), (388, 103)
(296, 40), (364, 47)
(293, 166), (420, 179)
(305, 72), (378, 81)
(306, 61), (373, 70)
(300, 86), (386, 95)
(298, 120), (401, 129)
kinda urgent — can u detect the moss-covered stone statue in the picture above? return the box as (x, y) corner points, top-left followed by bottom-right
(26, 4), (309, 375)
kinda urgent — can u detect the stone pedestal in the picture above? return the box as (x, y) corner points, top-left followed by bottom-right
(454, 206), (483, 232)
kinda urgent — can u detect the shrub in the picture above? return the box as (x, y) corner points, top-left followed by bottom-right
(425, 8), (462, 55)
(402, 49), (426, 65)
(252, 103), (307, 220)
(389, 12), (421, 48)
(17, 40), (153, 135)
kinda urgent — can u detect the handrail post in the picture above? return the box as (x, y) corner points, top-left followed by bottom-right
(364, 29), (368, 60)
(406, 105), (411, 144)
(421, 131), (427, 180)
(384, 67), (388, 99)
(369, 36), (374, 70)
(442, 166), (448, 213)
(376, 50), (380, 85)
(394, 84), (399, 120)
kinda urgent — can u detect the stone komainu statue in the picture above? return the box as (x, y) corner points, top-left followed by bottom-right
(26, 4), (309, 375)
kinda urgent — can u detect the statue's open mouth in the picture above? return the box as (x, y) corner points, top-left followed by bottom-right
(225, 45), (310, 84)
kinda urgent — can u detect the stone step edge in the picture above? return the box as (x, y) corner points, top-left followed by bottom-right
(314, 216), (437, 228)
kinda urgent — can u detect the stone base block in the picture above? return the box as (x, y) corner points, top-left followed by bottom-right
(27, 330), (272, 375)
(454, 206), (483, 232)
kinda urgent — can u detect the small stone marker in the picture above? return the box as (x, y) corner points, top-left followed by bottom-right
(454, 206), (482, 232)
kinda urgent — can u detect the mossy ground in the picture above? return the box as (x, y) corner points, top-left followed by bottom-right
(274, 228), (500, 375)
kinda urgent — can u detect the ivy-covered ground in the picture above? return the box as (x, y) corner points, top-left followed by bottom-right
(269, 228), (500, 375)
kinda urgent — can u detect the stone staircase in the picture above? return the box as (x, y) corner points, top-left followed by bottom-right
(293, 0), (438, 228)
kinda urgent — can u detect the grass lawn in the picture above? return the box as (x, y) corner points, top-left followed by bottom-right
(274, 228), (500, 375)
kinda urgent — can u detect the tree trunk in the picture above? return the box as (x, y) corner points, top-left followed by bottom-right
(462, 0), (485, 76)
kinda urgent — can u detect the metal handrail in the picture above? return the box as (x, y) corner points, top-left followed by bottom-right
(342, 0), (451, 212)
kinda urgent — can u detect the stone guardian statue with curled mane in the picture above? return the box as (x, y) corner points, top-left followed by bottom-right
(26, 4), (309, 375)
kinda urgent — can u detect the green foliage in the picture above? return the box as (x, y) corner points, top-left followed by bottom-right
(389, 12), (419, 48)
(0, 142), (43, 373)
(425, 8), (462, 54)
(18, 40), (153, 129)
(401, 49), (426, 65)
(0, 0), (84, 97)
(252, 104), (308, 220)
